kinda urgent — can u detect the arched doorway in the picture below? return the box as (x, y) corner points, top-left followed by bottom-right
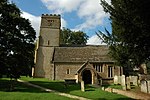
(82, 70), (92, 84)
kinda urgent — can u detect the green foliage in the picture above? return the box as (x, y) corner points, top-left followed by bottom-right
(99, 0), (150, 75)
(0, 0), (36, 78)
(60, 28), (89, 45)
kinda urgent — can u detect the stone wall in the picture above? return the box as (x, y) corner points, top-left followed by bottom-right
(34, 47), (54, 79)
(98, 64), (108, 78)
(54, 62), (82, 80)
(39, 28), (60, 47)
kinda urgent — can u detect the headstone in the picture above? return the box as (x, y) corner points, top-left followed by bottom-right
(147, 80), (150, 94)
(121, 75), (126, 90)
(121, 75), (126, 86)
(102, 87), (105, 91)
(126, 77), (131, 90)
(118, 76), (122, 84)
(141, 80), (148, 93)
(81, 81), (85, 92)
(129, 76), (138, 86)
(75, 75), (78, 83)
(114, 75), (118, 85)
(32, 67), (34, 77)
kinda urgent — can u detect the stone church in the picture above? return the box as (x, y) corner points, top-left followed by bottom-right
(34, 14), (123, 85)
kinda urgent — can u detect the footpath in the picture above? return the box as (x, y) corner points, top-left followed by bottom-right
(105, 87), (150, 100)
(18, 79), (150, 100)
(18, 79), (91, 100)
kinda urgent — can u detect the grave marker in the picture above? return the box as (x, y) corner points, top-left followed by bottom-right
(81, 81), (85, 92)
(121, 75), (126, 90)
(126, 77), (131, 90)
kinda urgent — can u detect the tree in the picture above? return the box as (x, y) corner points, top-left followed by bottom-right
(60, 28), (89, 45)
(99, 0), (150, 75)
(0, 0), (36, 79)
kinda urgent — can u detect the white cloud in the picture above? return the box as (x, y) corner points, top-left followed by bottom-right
(41, 0), (110, 31)
(61, 18), (67, 28)
(41, 0), (83, 14)
(21, 11), (67, 37)
(21, 11), (41, 38)
(75, 0), (109, 30)
(87, 35), (106, 45)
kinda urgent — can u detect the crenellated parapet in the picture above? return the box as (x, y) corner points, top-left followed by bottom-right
(41, 14), (61, 18)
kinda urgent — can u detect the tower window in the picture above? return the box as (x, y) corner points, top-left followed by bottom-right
(66, 69), (70, 74)
(48, 40), (50, 45)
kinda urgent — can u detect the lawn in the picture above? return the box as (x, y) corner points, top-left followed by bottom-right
(20, 76), (133, 100)
(0, 78), (74, 100)
(102, 84), (122, 89)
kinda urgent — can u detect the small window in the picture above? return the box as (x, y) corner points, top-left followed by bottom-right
(108, 66), (113, 77)
(66, 69), (70, 74)
(100, 65), (103, 72)
(48, 40), (50, 45)
(93, 64), (103, 72)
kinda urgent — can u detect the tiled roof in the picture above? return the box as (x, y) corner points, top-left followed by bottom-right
(53, 45), (114, 63)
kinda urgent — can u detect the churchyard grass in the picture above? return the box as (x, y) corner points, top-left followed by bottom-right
(102, 84), (122, 89)
(0, 78), (74, 100)
(20, 76), (133, 100)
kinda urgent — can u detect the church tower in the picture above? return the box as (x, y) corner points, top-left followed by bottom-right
(34, 14), (61, 79)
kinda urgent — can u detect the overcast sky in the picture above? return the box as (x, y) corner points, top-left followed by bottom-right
(10, 0), (111, 45)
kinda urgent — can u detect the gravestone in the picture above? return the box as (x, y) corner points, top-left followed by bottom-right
(118, 76), (122, 84)
(121, 75), (126, 90)
(81, 81), (85, 92)
(114, 75), (122, 85)
(147, 80), (150, 93)
(130, 76), (138, 86)
(126, 77), (131, 90)
(32, 67), (34, 77)
(102, 87), (105, 91)
(114, 75), (118, 85)
(141, 80), (148, 93)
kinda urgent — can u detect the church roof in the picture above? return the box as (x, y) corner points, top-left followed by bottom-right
(53, 45), (114, 63)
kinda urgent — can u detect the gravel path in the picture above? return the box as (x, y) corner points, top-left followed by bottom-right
(112, 88), (150, 100)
